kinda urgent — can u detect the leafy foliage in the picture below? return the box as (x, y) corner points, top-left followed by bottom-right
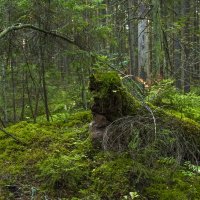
(147, 80), (200, 122)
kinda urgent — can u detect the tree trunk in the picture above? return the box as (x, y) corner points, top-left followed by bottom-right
(183, 0), (191, 93)
(138, 2), (150, 81)
(1, 62), (8, 124)
(11, 59), (17, 122)
(152, 0), (163, 79)
(174, 1), (182, 89)
(39, 43), (50, 122)
(128, 0), (137, 77)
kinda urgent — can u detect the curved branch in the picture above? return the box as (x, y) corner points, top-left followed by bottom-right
(0, 23), (82, 49)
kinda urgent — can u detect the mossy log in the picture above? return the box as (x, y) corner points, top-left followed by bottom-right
(89, 71), (200, 160)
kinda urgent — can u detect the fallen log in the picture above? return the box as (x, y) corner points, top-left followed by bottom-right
(89, 71), (200, 162)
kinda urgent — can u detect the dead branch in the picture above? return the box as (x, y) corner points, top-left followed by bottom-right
(0, 127), (25, 145)
(0, 23), (83, 49)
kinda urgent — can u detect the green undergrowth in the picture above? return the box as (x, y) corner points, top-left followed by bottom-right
(1, 109), (200, 199)
(147, 80), (200, 123)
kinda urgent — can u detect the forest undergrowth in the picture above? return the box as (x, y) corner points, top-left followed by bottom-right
(0, 75), (200, 200)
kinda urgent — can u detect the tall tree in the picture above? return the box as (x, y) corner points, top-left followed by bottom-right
(138, 1), (151, 81)
(182, 0), (191, 93)
(127, 0), (137, 77)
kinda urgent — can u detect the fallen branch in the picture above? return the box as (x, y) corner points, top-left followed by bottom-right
(0, 23), (83, 49)
(0, 127), (25, 145)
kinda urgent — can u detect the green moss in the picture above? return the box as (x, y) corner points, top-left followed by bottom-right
(67, 111), (92, 123)
(0, 111), (94, 199)
(81, 153), (139, 199)
(1, 73), (200, 199)
(1, 116), (200, 199)
(38, 154), (90, 191)
(90, 71), (200, 134)
(145, 165), (200, 200)
(89, 71), (140, 121)
(149, 104), (200, 137)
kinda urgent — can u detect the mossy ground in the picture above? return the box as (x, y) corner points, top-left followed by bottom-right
(0, 110), (200, 199)
(1, 72), (200, 199)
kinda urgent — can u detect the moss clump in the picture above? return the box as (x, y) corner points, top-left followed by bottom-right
(89, 71), (140, 121)
(86, 154), (136, 199)
(150, 104), (200, 136)
(144, 162), (200, 200)
(147, 80), (200, 123)
(0, 111), (93, 199)
(65, 111), (92, 127)
(149, 104), (200, 161)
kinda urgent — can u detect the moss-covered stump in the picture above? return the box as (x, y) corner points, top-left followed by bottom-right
(89, 71), (200, 161)
(89, 71), (141, 146)
(89, 71), (141, 121)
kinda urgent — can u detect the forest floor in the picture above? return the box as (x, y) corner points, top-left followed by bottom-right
(0, 76), (200, 200)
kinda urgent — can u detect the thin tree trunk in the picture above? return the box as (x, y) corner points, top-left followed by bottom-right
(33, 88), (40, 123)
(39, 38), (50, 122)
(80, 67), (87, 109)
(128, 0), (136, 77)
(152, 0), (163, 79)
(183, 0), (191, 93)
(20, 66), (25, 120)
(25, 70), (34, 119)
(173, 1), (182, 89)
(41, 59), (50, 122)
(1, 62), (8, 123)
(10, 58), (17, 122)
(0, 117), (6, 128)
